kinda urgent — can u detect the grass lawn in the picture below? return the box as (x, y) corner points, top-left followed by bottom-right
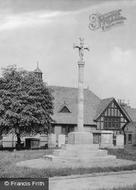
(0, 149), (53, 178)
(0, 148), (136, 177)
(107, 148), (136, 161)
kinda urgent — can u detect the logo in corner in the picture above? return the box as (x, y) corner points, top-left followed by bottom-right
(89, 9), (126, 31)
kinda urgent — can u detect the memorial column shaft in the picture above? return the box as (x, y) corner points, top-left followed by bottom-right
(68, 38), (92, 144)
(78, 61), (85, 132)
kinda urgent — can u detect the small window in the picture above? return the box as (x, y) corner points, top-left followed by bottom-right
(59, 106), (71, 113)
(128, 134), (132, 144)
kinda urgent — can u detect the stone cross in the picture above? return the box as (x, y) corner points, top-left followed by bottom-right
(73, 38), (89, 62)
(74, 38), (89, 132)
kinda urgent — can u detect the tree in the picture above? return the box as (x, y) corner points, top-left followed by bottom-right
(0, 65), (54, 148)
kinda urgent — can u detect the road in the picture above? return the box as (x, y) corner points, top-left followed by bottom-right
(50, 171), (136, 190)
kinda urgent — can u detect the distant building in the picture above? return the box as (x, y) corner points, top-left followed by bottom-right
(49, 86), (136, 147)
(2, 66), (136, 149)
(34, 66), (136, 148)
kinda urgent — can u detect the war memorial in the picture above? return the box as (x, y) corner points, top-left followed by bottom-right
(1, 2), (136, 189)
(16, 39), (135, 171)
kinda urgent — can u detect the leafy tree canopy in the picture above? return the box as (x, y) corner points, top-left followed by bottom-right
(0, 65), (54, 144)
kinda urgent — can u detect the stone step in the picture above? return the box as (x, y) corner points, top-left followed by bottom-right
(62, 144), (100, 150)
(43, 154), (116, 163)
(54, 149), (108, 157)
(62, 151), (108, 157)
(52, 155), (116, 163)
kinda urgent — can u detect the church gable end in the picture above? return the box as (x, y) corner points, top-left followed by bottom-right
(95, 99), (129, 131)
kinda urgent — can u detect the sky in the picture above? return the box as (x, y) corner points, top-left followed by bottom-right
(0, 0), (136, 107)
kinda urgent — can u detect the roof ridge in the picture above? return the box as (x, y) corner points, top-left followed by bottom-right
(48, 85), (77, 89)
(48, 85), (99, 92)
(101, 97), (114, 101)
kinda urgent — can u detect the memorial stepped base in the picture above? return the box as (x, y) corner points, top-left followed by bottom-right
(44, 144), (116, 163)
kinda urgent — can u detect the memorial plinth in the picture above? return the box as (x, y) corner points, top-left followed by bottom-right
(68, 131), (93, 144)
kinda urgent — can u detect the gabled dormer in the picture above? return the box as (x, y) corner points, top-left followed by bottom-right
(94, 98), (130, 131)
(59, 101), (71, 113)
